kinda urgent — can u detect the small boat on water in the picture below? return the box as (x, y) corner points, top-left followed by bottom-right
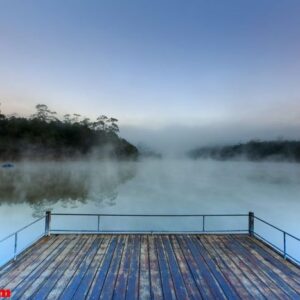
(1, 162), (15, 168)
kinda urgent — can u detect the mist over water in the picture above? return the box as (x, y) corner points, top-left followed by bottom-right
(0, 158), (300, 264)
(0, 160), (136, 213)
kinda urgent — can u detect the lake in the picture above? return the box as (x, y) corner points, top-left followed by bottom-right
(0, 159), (299, 265)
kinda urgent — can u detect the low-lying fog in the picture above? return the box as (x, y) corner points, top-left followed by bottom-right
(0, 158), (300, 264)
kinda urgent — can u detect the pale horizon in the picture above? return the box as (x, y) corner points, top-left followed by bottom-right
(1, 1), (300, 151)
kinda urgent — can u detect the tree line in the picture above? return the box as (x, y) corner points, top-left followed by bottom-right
(0, 104), (138, 160)
(188, 140), (300, 162)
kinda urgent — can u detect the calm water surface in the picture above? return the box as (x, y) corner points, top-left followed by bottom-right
(0, 159), (299, 264)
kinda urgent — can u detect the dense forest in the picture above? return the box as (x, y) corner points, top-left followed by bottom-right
(0, 104), (138, 160)
(188, 140), (300, 162)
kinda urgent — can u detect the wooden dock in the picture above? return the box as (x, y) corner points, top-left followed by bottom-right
(0, 234), (299, 299)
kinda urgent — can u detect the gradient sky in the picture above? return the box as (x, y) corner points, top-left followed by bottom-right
(1, 1), (300, 151)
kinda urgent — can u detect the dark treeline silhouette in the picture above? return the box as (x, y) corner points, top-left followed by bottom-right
(188, 140), (300, 162)
(0, 104), (138, 160)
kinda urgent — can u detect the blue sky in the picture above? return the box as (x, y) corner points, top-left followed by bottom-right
(0, 1), (300, 150)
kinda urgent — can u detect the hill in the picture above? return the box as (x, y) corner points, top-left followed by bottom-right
(0, 104), (138, 160)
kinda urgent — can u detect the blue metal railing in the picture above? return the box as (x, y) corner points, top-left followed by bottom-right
(50, 213), (249, 234)
(253, 216), (300, 265)
(0, 211), (299, 267)
(0, 216), (45, 263)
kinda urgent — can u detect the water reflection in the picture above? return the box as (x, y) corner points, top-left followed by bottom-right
(0, 161), (137, 216)
(0, 159), (300, 264)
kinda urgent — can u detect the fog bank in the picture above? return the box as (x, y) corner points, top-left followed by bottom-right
(121, 123), (300, 156)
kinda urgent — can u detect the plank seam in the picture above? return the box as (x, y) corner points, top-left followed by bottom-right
(229, 235), (300, 298)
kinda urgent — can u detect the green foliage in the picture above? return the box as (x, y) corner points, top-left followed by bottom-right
(92, 115), (119, 133)
(0, 104), (138, 160)
(0, 102), (5, 120)
(31, 104), (57, 122)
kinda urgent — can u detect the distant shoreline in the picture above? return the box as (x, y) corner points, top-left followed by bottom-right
(188, 140), (300, 163)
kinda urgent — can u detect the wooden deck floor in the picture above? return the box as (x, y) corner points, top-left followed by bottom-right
(0, 234), (299, 299)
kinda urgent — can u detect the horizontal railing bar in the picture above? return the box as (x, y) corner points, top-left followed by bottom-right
(285, 253), (300, 265)
(0, 232), (15, 243)
(51, 229), (99, 233)
(1, 212), (298, 268)
(51, 213), (248, 217)
(254, 216), (287, 233)
(13, 233), (45, 258)
(50, 229), (248, 233)
(254, 216), (300, 242)
(0, 216), (45, 244)
(50, 231), (249, 235)
(0, 233), (46, 271)
(254, 232), (284, 254)
(254, 232), (300, 265)
(198, 229), (248, 233)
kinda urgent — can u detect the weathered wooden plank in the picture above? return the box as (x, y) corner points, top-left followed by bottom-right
(242, 235), (300, 286)
(203, 235), (260, 298)
(59, 236), (103, 300)
(29, 237), (87, 299)
(169, 235), (203, 300)
(228, 235), (300, 298)
(212, 235), (276, 299)
(176, 235), (215, 299)
(99, 236), (126, 299)
(249, 236), (300, 276)
(11, 236), (76, 299)
(87, 235), (119, 299)
(0, 235), (54, 279)
(148, 235), (163, 300)
(0, 234), (299, 299)
(155, 235), (177, 299)
(113, 235), (133, 300)
(126, 235), (141, 300)
(139, 235), (151, 300)
(0, 235), (61, 287)
(235, 235), (300, 293)
(162, 236), (190, 299)
(199, 235), (253, 299)
(183, 236), (227, 300)
(191, 236), (239, 300)
(72, 235), (110, 299)
(2, 235), (68, 291)
(216, 236), (286, 300)
(22, 236), (85, 299)
(47, 236), (97, 300)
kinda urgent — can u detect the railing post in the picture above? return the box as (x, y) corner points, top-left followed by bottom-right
(248, 212), (254, 237)
(203, 216), (206, 232)
(45, 211), (51, 236)
(14, 232), (18, 260)
(97, 215), (100, 232)
(283, 232), (287, 259)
